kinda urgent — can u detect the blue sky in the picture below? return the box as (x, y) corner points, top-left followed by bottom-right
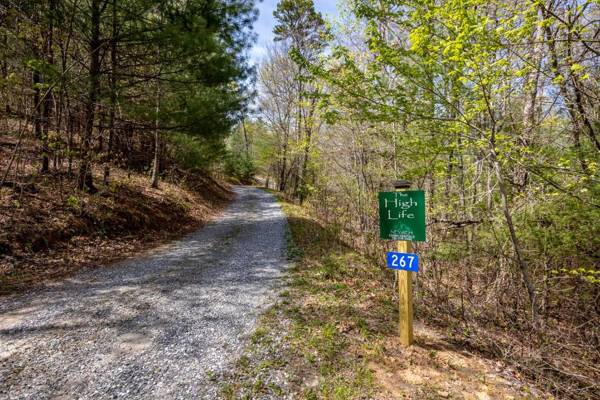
(249, 0), (340, 66)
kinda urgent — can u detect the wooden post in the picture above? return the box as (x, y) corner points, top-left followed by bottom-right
(397, 240), (413, 346)
(394, 180), (414, 346)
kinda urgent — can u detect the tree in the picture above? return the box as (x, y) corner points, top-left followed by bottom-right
(258, 45), (298, 192)
(273, 0), (327, 201)
(1, 0), (257, 192)
(77, 0), (102, 192)
(250, 0), (600, 395)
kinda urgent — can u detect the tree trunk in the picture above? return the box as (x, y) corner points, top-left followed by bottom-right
(78, 0), (101, 193)
(104, 0), (117, 185)
(278, 129), (288, 192)
(40, 0), (57, 173)
(150, 130), (160, 188)
(542, 9), (590, 171)
(241, 117), (250, 158)
(1, 33), (8, 122)
(298, 97), (316, 204)
(150, 65), (161, 189)
(292, 67), (304, 198)
(67, 111), (74, 175)
(489, 142), (538, 322)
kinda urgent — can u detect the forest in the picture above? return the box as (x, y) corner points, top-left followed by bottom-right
(1, 0), (256, 189)
(229, 0), (600, 398)
(1, 0), (599, 398)
(0, 0), (255, 287)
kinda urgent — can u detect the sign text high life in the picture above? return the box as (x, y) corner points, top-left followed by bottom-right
(378, 190), (426, 242)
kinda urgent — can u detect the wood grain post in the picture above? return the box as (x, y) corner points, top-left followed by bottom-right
(396, 240), (414, 346)
(394, 179), (414, 346)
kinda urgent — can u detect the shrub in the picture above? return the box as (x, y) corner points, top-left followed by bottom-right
(224, 153), (255, 184)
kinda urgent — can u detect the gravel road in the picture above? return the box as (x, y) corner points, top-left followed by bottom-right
(0, 186), (288, 399)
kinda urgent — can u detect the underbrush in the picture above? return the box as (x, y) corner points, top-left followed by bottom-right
(0, 134), (232, 294)
(417, 254), (600, 399)
(309, 193), (600, 399)
(221, 194), (532, 399)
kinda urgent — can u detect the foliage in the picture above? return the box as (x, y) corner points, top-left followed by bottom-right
(169, 132), (227, 171)
(1, 0), (257, 189)
(224, 153), (255, 184)
(237, 0), (600, 397)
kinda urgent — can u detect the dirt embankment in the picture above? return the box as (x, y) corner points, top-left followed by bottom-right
(0, 136), (233, 295)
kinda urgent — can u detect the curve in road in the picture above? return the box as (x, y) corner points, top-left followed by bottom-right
(0, 186), (288, 399)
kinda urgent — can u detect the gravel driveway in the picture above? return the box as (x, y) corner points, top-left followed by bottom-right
(0, 186), (288, 399)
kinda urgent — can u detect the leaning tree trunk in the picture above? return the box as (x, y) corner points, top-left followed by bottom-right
(489, 138), (538, 323)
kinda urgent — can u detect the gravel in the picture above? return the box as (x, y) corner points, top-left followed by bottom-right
(0, 186), (288, 400)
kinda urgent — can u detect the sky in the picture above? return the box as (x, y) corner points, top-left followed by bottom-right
(249, 0), (340, 66)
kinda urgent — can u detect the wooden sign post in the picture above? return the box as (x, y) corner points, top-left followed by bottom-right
(378, 180), (426, 347)
(396, 236), (413, 346)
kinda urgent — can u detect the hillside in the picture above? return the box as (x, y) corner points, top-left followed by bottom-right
(0, 131), (232, 294)
(1, 0), (254, 296)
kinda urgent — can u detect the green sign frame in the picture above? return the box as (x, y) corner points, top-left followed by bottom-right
(379, 190), (426, 241)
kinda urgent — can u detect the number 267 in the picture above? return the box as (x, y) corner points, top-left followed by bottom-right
(391, 255), (415, 269)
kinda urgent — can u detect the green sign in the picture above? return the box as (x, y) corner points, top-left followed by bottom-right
(379, 190), (426, 241)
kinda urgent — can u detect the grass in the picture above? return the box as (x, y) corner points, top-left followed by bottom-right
(220, 194), (394, 399)
(220, 192), (541, 399)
